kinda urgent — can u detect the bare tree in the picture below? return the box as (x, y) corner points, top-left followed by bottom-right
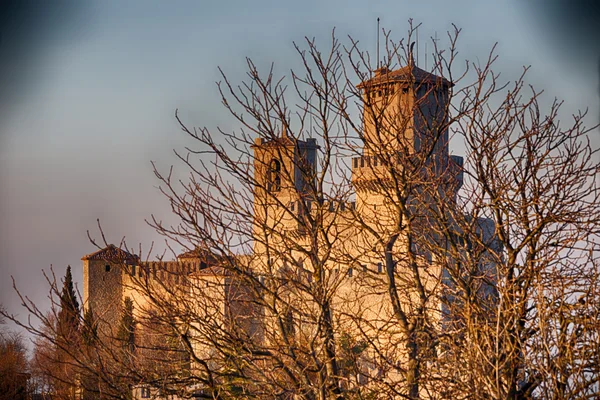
(6, 267), (141, 400)
(3, 22), (599, 400)
(0, 306), (30, 400)
(428, 68), (600, 399)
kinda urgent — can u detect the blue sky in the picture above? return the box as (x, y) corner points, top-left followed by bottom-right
(1, 0), (598, 329)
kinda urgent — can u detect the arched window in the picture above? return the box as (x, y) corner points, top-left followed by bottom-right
(268, 159), (281, 192)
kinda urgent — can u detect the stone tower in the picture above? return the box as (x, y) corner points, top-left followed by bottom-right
(82, 245), (138, 337)
(357, 57), (452, 156)
(252, 128), (319, 240)
(352, 59), (462, 213)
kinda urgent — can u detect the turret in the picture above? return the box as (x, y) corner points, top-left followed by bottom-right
(252, 128), (319, 238)
(353, 59), (462, 207)
(356, 60), (452, 158)
(81, 244), (138, 337)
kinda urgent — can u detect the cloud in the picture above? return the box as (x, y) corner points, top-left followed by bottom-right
(0, 0), (88, 132)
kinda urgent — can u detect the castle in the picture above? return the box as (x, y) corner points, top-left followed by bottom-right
(82, 60), (496, 398)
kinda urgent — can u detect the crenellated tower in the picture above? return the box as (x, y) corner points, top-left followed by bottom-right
(352, 58), (463, 214)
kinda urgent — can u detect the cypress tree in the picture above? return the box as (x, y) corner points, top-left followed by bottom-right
(55, 265), (81, 399)
(57, 265), (81, 341)
(81, 307), (97, 346)
(81, 307), (100, 400)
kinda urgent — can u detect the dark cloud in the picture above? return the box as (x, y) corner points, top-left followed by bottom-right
(0, 0), (88, 321)
(522, 0), (600, 117)
(525, 1), (599, 60)
(0, 0), (88, 131)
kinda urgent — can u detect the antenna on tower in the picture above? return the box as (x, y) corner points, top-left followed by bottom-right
(376, 17), (380, 68)
(416, 25), (419, 67)
(432, 31), (439, 72)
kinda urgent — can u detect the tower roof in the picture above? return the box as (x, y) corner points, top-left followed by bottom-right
(177, 247), (220, 263)
(252, 135), (319, 149)
(81, 244), (139, 263)
(357, 65), (452, 89)
(193, 265), (231, 277)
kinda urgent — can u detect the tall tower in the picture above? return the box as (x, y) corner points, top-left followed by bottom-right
(352, 59), (462, 211)
(82, 245), (139, 337)
(252, 128), (319, 247)
(357, 58), (452, 156)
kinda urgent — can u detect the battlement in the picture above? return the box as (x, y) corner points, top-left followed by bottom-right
(351, 153), (464, 188)
(253, 136), (318, 148)
(125, 260), (211, 285)
(351, 154), (386, 170)
(351, 153), (406, 187)
(83, 245), (221, 312)
(288, 199), (356, 214)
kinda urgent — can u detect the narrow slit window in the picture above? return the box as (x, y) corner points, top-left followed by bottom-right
(269, 159), (281, 192)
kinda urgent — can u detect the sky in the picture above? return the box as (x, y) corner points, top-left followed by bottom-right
(1, 0), (599, 335)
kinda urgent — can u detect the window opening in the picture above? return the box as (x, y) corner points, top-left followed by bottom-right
(269, 159), (281, 192)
